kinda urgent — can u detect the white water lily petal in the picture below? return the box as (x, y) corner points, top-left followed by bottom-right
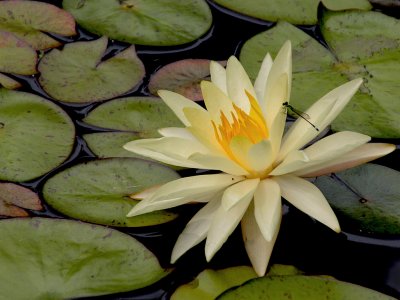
(270, 150), (309, 176)
(248, 139), (274, 173)
(210, 60), (227, 94)
(189, 153), (249, 176)
(226, 56), (256, 113)
(254, 53), (273, 103)
(254, 179), (281, 242)
(229, 135), (253, 171)
(130, 185), (161, 200)
(171, 195), (221, 263)
(205, 185), (254, 261)
(158, 127), (195, 139)
(274, 175), (340, 233)
(127, 174), (244, 217)
(241, 203), (281, 276)
(221, 178), (260, 210)
(295, 143), (396, 177)
(269, 102), (287, 157)
(158, 90), (205, 126)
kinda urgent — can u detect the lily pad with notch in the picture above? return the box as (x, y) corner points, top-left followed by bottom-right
(43, 158), (181, 227)
(0, 183), (42, 217)
(0, 217), (170, 299)
(38, 37), (145, 103)
(63, 0), (212, 46)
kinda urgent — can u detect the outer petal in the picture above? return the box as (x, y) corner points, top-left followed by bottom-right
(210, 60), (227, 94)
(294, 143), (396, 177)
(279, 78), (363, 159)
(273, 175), (340, 233)
(189, 153), (249, 176)
(241, 202), (281, 276)
(254, 179), (281, 241)
(171, 195), (221, 263)
(127, 174), (244, 217)
(254, 53), (273, 102)
(221, 178), (260, 210)
(248, 139), (275, 173)
(158, 127), (195, 139)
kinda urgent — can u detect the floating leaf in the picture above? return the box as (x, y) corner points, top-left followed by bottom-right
(0, 31), (37, 75)
(0, 89), (75, 182)
(239, 13), (400, 138)
(0, 73), (21, 89)
(0, 183), (42, 217)
(38, 37), (145, 103)
(212, 0), (371, 25)
(218, 275), (395, 299)
(0, 217), (169, 299)
(43, 158), (180, 227)
(63, 0), (212, 46)
(314, 164), (400, 235)
(149, 59), (225, 101)
(171, 266), (257, 300)
(0, 0), (76, 50)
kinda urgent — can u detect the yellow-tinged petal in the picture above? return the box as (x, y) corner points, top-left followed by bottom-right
(254, 53), (273, 103)
(158, 127), (195, 139)
(270, 150), (309, 176)
(254, 179), (282, 241)
(229, 135), (253, 170)
(226, 56), (256, 113)
(127, 174), (244, 217)
(130, 185), (160, 200)
(247, 139), (274, 173)
(221, 178), (260, 210)
(295, 143), (396, 177)
(171, 195), (221, 263)
(241, 202), (281, 276)
(189, 153), (249, 176)
(210, 60), (227, 94)
(274, 175), (340, 233)
(158, 90), (205, 126)
(205, 184), (254, 261)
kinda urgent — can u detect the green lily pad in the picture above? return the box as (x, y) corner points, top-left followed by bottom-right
(212, 0), (371, 25)
(43, 158), (180, 227)
(0, 73), (21, 89)
(63, 0), (212, 46)
(0, 31), (37, 75)
(0, 217), (169, 299)
(0, 183), (42, 217)
(217, 275), (395, 299)
(171, 266), (257, 300)
(314, 164), (400, 235)
(0, 89), (75, 182)
(0, 0), (76, 50)
(38, 37), (145, 103)
(239, 12), (400, 138)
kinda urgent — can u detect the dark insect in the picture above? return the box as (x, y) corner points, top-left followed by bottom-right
(282, 102), (319, 131)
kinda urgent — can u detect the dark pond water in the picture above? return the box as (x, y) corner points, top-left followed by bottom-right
(8, 0), (400, 299)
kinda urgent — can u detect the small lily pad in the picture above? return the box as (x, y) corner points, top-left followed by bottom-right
(43, 158), (180, 227)
(0, 217), (169, 299)
(218, 275), (396, 299)
(0, 89), (75, 182)
(0, 0), (76, 50)
(63, 0), (212, 46)
(0, 31), (37, 75)
(212, 0), (371, 25)
(0, 73), (21, 89)
(149, 59), (225, 101)
(0, 183), (42, 217)
(38, 37), (145, 103)
(314, 164), (400, 235)
(171, 266), (257, 300)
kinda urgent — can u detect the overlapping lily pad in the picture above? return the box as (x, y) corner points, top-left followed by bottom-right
(63, 0), (212, 46)
(314, 164), (400, 235)
(212, 0), (371, 24)
(83, 97), (182, 159)
(0, 0), (76, 50)
(240, 11), (400, 137)
(0, 89), (75, 182)
(43, 158), (180, 227)
(38, 37), (145, 103)
(0, 218), (169, 299)
(0, 183), (42, 217)
(0, 73), (21, 89)
(217, 275), (395, 299)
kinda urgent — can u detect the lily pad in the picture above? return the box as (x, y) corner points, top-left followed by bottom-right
(0, 183), (42, 217)
(239, 12), (400, 138)
(171, 266), (257, 300)
(0, 31), (37, 75)
(212, 0), (371, 25)
(149, 59), (225, 101)
(0, 0), (76, 50)
(0, 73), (21, 89)
(0, 89), (75, 182)
(218, 276), (395, 299)
(43, 158), (180, 227)
(314, 164), (400, 235)
(38, 37), (145, 103)
(0, 217), (169, 299)
(63, 0), (212, 46)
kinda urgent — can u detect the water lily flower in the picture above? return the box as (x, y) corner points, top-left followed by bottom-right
(124, 41), (395, 276)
